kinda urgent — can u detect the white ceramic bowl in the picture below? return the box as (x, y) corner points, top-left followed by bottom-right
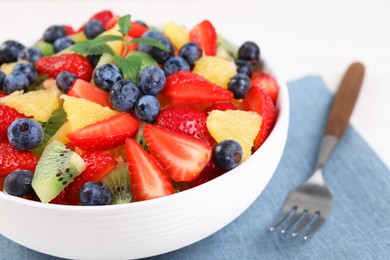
(0, 63), (289, 259)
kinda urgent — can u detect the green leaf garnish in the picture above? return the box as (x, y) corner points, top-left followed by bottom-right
(70, 35), (123, 55)
(114, 56), (143, 83)
(130, 38), (170, 52)
(118, 14), (131, 35)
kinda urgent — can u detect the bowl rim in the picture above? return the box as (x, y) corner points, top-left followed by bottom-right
(0, 59), (289, 212)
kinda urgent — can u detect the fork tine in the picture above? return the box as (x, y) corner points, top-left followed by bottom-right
(281, 209), (305, 234)
(269, 207), (294, 232)
(291, 212), (314, 237)
(303, 215), (325, 240)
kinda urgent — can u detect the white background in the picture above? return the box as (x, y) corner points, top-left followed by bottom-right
(0, 0), (389, 167)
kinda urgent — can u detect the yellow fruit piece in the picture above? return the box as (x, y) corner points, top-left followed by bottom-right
(98, 24), (124, 56)
(49, 121), (70, 144)
(206, 110), (262, 161)
(163, 21), (190, 49)
(0, 88), (61, 122)
(193, 56), (237, 89)
(62, 95), (118, 132)
(68, 32), (87, 42)
(0, 62), (27, 75)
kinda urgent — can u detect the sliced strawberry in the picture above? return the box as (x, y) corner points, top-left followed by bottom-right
(0, 104), (27, 137)
(68, 113), (140, 151)
(205, 102), (237, 112)
(143, 124), (212, 182)
(78, 10), (114, 32)
(68, 79), (111, 108)
(0, 92), (6, 98)
(105, 15), (119, 30)
(155, 107), (209, 141)
(242, 87), (276, 150)
(62, 25), (75, 36)
(128, 22), (148, 38)
(186, 161), (227, 189)
(189, 20), (217, 56)
(0, 139), (39, 176)
(36, 54), (93, 81)
(161, 71), (233, 105)
(51, 151), (115, 205)
(251, 72), (279, 104)
(125, 138), (174, 201)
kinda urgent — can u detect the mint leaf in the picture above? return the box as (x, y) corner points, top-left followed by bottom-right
(71, 35), (123, 55)
(130, 38), (170, 52)
(118, 14), (131, 35)
(114, 56), (143, 83)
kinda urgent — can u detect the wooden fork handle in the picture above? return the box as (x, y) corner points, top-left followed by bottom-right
(325, 62), (365, 139)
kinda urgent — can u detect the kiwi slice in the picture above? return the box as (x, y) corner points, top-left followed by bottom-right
(32, 141), (86, 203)
(33, 41), (54, 56)
(32, 108), (67, 156)
(134, 122), (148, 151)
(103, 163), (132, 204)
(126, 51), (159, 83)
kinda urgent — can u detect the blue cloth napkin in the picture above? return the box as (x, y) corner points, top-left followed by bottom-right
(1, 76), (390, 260)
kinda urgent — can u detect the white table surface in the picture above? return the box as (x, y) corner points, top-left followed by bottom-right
(0, 0), (389, 167)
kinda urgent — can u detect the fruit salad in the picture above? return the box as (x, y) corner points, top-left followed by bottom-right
(0, 10), (279, 206)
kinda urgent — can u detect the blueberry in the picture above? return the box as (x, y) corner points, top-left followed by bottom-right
(56, 71), (77, 94)
(17, 48), (43, 63)
(13, 63), (38, 84)
(7, 118), (44, 150)
(87, 54), (101, 68)
(150, 38), (175, 64)
(163, 56), (190, 76)
(137, 29), (165, 53)
(228, 73), (251, 99)
(213, 140), (243, 170)
(4, 170), (33, 197)
(134, 20), (148, 28)
(0, 40), (25, 65)
(3, 72), (30, 94)
(79, 181), (112, 206)
(109, 79), (141, 112)
(84, 19), (105, 39)
(138, 66), (166, 95)
(238, 41), (260, 62)
(53, 37), (75, 53)
(179, 42), (203, 69)
(93, 63), (123, 91)
(134, 95), (160, 123)
(0, 70), (5, 90)
(43, 25), (67, 44)
(235, 59), (253, 77)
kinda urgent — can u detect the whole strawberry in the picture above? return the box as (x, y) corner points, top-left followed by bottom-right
(35, 54), (93, 81)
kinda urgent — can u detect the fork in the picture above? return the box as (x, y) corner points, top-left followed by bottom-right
(269, 62), (365, 239)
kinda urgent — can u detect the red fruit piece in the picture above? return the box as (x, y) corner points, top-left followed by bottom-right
(51, 151), (116, 205)
(68, 79), (112, 108)
(35, 54), (93, 81)
(0, 105), (26, 137)
(125, 138), (174, 201)
(251, 72), (279, 104)
(128, 22), (148, 38)
(68, 113), (140, 151)
(189, 20), (217, 56)
(186, 161), (227, 189)
(242, 87), (276, 150)
(161, 71), (233, 105)
(155, 107), (209, 141)
(0, 176), (5, 190)
(78, 10), (114, 32)
(205, 102), (237, 112)
(105, 15), (119, 30)
(62, 25), (75, 35)
(0, 92), (6, 98)
(143, 124), (212, 182)
(0, 139), (39, 176)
